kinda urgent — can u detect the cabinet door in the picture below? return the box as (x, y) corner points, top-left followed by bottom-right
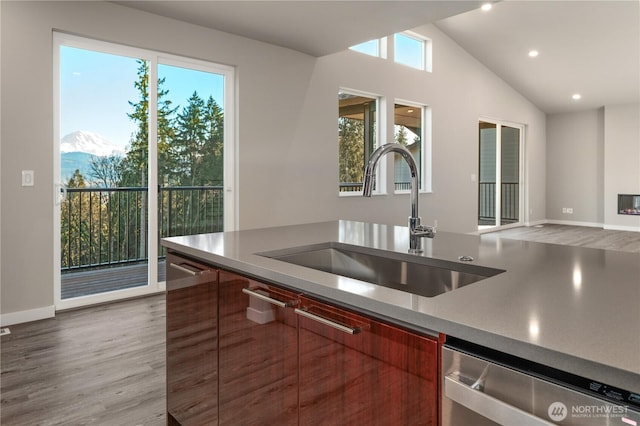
(166, 253), (219, 425)
(218, 271), (299, 425)
(297, 296), (439, 426)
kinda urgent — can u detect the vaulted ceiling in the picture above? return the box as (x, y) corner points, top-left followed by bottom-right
(115, 0), (640, 114)
(435, 0), (640, 114)
(114, 1), (483, 56)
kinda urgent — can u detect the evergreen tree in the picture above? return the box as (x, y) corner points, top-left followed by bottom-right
(395, 126), (409, 146)
(120, 60), (176, 187)
(172, 91), (207, 185)
(201, 96), (224, 185)
(67, 168), (86, 188)
(169, 93), (225, 186)
(61, 169), (102, 268)
(339, 117), (365, 184)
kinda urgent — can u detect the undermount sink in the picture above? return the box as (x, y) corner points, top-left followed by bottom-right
(258, 242), (504, 298)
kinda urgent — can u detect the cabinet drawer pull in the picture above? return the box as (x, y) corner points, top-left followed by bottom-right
(295, 308), (360, 335)
(169, 262), (205, 276)
(242, 287), (297, 308)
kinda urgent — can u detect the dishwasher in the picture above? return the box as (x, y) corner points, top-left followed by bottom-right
(442, 338), (640, 426)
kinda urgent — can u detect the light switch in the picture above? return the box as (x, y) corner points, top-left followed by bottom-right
(22, 170), (34, 186)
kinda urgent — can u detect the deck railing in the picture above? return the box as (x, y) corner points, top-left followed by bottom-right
(61, 186), (223, 271)
(66, 183), (409, 269)
(479, 182), (519, 223)
(339, 182), (412, 192)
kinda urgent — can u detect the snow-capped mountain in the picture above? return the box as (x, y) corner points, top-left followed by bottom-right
(60, 131), (125, 157)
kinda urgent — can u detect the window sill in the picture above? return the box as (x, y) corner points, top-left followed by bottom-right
(393, 189), (432, 195)
(338, 191), (387, 197)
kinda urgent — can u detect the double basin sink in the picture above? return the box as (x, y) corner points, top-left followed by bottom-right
(259, 242), (504, 298)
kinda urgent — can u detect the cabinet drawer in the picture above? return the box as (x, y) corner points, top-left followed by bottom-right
(297, 296), (439, 426)
(166, 253), (218, 425)
(218, 271), (299, 426)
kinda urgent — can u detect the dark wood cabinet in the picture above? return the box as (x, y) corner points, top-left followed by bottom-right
(166, 253), (440, 425)
(166, 253), (219, 425)
(297, 296), (439, 426)
(218, 271), (299, 425)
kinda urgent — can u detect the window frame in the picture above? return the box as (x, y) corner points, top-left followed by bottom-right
(53, 32), (236, 311)
(393, 100), (431, 194)
(349, 37), (388, 59)
(348, 31), (432, 73)
(337, 88), (384, 197)
(393, 31), (432, 72)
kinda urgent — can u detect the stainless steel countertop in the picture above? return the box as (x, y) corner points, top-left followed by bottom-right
(162, 220), (640, 392)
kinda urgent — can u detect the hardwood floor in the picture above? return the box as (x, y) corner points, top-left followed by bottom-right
(485, 224), (640, 253)
(0, 295), (166, 425)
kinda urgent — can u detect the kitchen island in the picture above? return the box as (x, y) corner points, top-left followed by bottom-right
(163, 220), (640, 420)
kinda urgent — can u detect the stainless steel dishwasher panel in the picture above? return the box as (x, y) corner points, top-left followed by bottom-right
(442, 345), (640, 426)
(442, 345), (539, 426)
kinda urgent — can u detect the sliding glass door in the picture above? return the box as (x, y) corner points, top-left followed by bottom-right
(156, 61), (227, 280)
(478, 120), (523, 230)
(54, 34), (234, 309)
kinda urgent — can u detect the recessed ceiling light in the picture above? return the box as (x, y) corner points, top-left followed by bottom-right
(407, 109), (414, 113)
(572, 94), (582, 100)
(481, 3), (492, 12)
(528, 50), (539, 58)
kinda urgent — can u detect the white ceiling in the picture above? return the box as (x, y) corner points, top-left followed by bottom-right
(115, 0), (640, 114)
(114, 1), (483, 57)
(435, 0), (640, 114)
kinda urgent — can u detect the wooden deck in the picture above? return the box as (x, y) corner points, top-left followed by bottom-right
(61, 261), (167, 299)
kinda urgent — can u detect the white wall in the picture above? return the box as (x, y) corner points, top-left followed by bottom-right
(243, 22), (547, 231)
(604, 103), (640, 231)
(546, 109), (605, 225)
(0, 0), (316, 322)
(0, 1), (546, 322)
(546, 104), (640, 231)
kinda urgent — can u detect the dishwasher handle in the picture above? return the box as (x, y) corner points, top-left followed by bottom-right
(444, 373), (555, 426)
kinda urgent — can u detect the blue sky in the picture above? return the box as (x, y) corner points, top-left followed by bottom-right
(60, 46), (224, 150)
(394, 34), (424, 70)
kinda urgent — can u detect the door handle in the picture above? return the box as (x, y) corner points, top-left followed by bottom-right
(169, 262), (206, 276)
(55, 182), (67, 205)
(242, 287), (298, 308)
(295, 308), (361, 335)
(444, 373), (555, 426)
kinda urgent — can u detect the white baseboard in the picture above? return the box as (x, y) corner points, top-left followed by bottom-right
(525, 219), (547, 227)
(1, 305), (55, 327)
(545, 219), (603, 228)
(603, 224), (640, 232)
(521, 219), (638, 232)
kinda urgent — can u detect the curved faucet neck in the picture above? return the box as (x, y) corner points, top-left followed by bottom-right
(363, 143), (419, 214)
(362, 143), (430, 252)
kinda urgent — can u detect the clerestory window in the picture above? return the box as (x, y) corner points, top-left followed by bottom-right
(394, 32), (431, 72)
(349, 32), (432, 72)
(349, 38), (387, 59)
(350, 39), (380, 57)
